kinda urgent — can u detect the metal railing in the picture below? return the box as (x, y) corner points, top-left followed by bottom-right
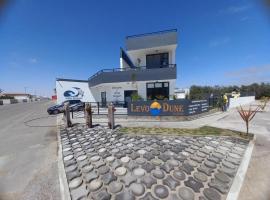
(88, 64), (176, 80)
(71, 101), (127, 119)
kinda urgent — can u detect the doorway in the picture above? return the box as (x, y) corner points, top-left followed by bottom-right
(101, 92), (106, 107)
(124, 90), (137, 107)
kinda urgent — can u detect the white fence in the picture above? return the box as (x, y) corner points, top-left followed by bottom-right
(0, 99), (30, 105)
(229, 96), (255, 109)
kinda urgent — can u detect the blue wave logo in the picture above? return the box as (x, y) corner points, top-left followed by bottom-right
(64, 87), (84, 98)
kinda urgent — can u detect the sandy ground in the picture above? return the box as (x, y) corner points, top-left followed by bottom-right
(0, 101), (61, 200)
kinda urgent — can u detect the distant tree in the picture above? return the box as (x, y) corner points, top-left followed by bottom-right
(189, 82), (270, 100)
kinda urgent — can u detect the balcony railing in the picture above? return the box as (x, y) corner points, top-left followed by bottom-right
(88, 64), (176, 87)
(89, 64), (176, 80)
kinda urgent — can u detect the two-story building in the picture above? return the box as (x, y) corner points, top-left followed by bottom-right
(56, 29), (178, 105)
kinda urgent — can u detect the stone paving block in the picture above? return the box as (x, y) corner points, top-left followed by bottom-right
(60, 125), (248, 200)
(139, 192), (158, 200)
(203, 188), (221, 200)
(194, 171), (208, 182)
(70, 184), (89, 200)
(198, 164), (214, 176)
(214, 172), (231, 184)
(163, 175), (180, 190)
(108, 181), (123, 193)
(172, 169), (186, 181)
(184, 177), (204, 193)
(91, 188), (111, 200)
(209, 178), (229, 194)
(178, 187), (195, 200)
(218, 166), (236, 177)
(141, 162), (155, 173)
(66, 170), (81, 182)
(129, 183), (145, 196)
(115, 190), (136, 200)
(141, 175), (157, 188)
(180, 162), (194, 174)
(120, 172), (137, 186)
(84, 170), (98, 183)
(154, 185), (169, 199)
(101, 172), (117, 185)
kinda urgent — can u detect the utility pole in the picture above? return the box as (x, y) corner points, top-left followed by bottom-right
(24, 87), (28, 94)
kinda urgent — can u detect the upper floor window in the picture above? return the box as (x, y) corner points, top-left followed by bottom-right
(146, 53), (169, 69)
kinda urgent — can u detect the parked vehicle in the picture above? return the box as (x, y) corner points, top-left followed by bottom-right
(47, 100), (84, 115)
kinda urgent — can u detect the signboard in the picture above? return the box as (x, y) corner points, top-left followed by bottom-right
(56, 80), (96, 104)
(128, 99), (209, 116)
(63, 87), (84, 100)
(112, 86), (122, 102)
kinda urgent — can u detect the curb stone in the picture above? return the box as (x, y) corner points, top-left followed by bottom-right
(57, 115), (71, 200)
(226, 135), (256, 200)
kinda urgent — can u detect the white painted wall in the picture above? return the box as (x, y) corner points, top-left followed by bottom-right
(123, 44), (177, 68)
(120, 58), (130, 69)
(56, 78), (176, 104)
(56, 80), (96, 104)
(229, 96), (255, 109)
(92, 79), (176, 102)
(13, 95), (30, 100)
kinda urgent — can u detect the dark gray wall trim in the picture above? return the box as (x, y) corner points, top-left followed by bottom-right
(126, 30), (178, 51)
(88, 67), (176, 87)
(56, 78), (88, 83)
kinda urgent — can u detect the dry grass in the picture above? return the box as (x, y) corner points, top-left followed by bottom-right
(119, 126), (253, 140)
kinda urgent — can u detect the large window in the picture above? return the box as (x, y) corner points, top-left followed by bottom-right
(146, 82), (169, 100)
(146, 53), (169, 69)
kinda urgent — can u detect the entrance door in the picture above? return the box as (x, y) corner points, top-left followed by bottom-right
(146, 82), (169, 100)
(101, 92), (106, 107)
(124, 90), (137, 107)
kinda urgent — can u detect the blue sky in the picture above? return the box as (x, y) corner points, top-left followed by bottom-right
(0, 0), (270, 96)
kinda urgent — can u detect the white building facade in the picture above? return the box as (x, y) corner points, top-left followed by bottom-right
(56, 29), (178, 105)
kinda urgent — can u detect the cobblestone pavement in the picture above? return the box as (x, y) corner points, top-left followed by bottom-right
(60, 125), (249, 200)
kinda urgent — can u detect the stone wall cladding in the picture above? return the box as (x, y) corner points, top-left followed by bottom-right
(60, 124), (248, 200)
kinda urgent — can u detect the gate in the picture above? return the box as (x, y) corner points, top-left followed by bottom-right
(71, 101), (127, 119)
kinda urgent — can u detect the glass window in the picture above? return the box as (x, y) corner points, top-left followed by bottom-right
(147, 83), (154, 88)
(155, 83), (162, 88)
(146, 53), (169, 69)
(146, 82), (170, 100)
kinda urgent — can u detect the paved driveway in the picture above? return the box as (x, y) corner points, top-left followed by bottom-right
(208, 104), (270, 200)
(0, 101), (60, 200)
(60, 125), (248, 200)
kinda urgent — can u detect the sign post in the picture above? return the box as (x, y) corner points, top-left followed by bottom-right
(85, 103), (93, 128)
(64, 102), (72, 127)
(108, 103), (115, 129)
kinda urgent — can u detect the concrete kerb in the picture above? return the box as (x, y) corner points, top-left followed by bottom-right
(226, 135), (256, 200)
(57, 115), (71, 200)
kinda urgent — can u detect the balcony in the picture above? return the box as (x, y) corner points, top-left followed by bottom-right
(88, 64), (176, 87)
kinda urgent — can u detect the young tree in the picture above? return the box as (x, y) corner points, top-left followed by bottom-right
(237, 105), (259, 136)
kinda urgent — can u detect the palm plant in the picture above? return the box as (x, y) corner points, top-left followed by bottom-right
(237, 105), (259, 136)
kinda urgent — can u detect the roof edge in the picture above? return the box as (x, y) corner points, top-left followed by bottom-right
(56, 78), (88, 83)
(126, 29), (177, 39)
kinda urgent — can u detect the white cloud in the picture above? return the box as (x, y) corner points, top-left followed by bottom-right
(240, 16), (249, 21)
(29, 58), (38, 63)
(209, 37), (230, 48)
(224, 64), (270, 84)
(219, 4), (251, 15)
(227, 5), (251, 13)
